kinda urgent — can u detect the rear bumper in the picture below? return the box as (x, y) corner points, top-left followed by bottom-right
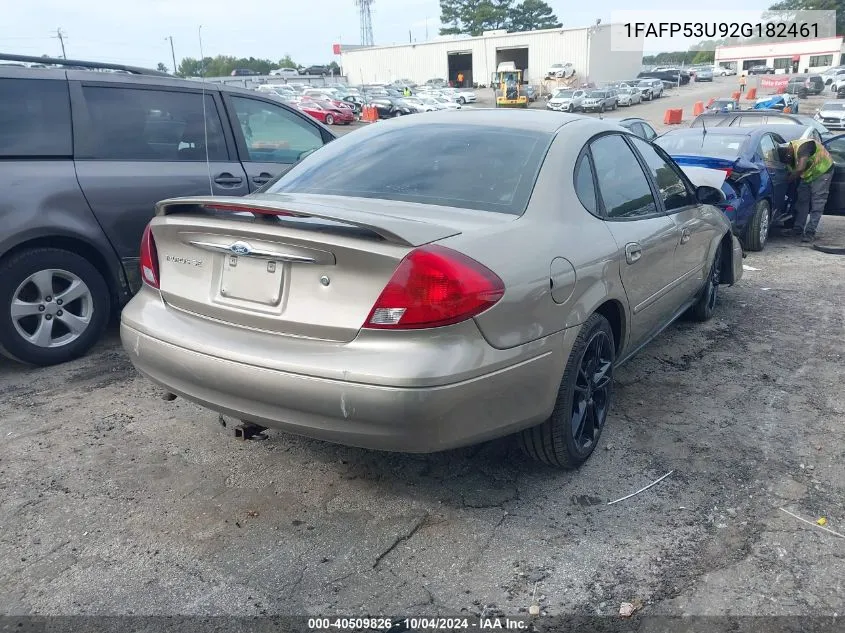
(120, 289), (576, 453)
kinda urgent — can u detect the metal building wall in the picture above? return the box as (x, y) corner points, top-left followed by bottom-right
(340, 26), (642, 86)
(587, 25), (643, 84)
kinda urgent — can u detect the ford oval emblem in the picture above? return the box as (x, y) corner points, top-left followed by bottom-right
(229, 241), (252, 256)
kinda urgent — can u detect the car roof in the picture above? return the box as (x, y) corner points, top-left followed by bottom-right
(661, 126), (762, 138)
(367, 109), (625, 134)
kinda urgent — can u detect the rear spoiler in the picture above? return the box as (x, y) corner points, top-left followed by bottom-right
(154, 196), (462, 247)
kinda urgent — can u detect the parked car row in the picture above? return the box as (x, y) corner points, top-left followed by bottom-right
(547, 79), (664, 114)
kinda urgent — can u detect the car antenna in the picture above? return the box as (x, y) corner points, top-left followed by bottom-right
(700, 114), (707, 146)
(198, 25), (214, 197)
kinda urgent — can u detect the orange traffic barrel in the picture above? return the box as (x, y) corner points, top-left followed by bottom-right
(731, 91), (741, 100)
(746, 88), (757, 99)
(693, 101), (704, 116)
(706, 97), (716, 107)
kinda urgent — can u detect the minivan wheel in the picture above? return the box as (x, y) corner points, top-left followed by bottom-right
(0, 248), (111, 366)
(518, 313), (615, 469)
(745, 199), (771, 252)
(688, 244), (722, 322)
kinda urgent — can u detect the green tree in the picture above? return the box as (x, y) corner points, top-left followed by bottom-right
(276, 55), (298, 69)
(439, 0), (514, 36)
(507, 0), (562, 32)
(766, 0), (844, 41)
(328, 61), (341, 74)
(156, 62), (168, 73)
(691, 50), (715, 64)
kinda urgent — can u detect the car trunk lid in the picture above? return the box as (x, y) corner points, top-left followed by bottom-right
(671, 155), (761, 191)
(149, 194), (512, 343)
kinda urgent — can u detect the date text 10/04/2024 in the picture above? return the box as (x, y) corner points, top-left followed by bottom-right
(623, 22), (820, 39)
(307, 617), (530, 630)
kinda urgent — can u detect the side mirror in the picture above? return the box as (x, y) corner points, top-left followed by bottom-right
(696, 185), (726, 205)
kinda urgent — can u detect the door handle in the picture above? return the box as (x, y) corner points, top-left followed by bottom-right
(252, 172), (274, 185)
(625, 243), (642, 264)
(213, 173), (243, 186)
(680, 228), (691, 245)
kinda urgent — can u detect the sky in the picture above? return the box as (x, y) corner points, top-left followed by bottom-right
(3, 0), (775, 70)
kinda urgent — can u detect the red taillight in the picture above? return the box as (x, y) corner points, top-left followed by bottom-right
(720, 167), (733, 179)
(140, 223), (160, 289)
(364, 245), (505, 330)
(204, 204), (298, 218)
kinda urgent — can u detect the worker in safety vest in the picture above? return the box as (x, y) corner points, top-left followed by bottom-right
(738, 72), (747, 93)
(457, 72), (464, 87)
(777, 138), (834, 242)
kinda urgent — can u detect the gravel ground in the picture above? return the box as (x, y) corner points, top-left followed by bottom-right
(2, 86), (845, 621)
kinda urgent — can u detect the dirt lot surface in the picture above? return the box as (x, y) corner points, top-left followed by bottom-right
(2, 208), (845, 619)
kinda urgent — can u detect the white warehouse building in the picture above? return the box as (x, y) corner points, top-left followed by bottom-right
(714, 37), (844, 74)
(339, 24), (644, 87)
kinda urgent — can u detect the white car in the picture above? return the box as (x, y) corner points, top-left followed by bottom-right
(546, 88), (585, 112)
(269, 67), (299, 76)
(255, 85), (296, 98)
(815, 101), (845, 129)
(400, 97), (432, 113)
(617, 87), (642, 106)
(439, 87), (476, 104)
(821, 66), (845, 84)
(546, 63), (575, 79)
(432, 96), (461, 110)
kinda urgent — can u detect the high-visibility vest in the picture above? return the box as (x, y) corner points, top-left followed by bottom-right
(789, 139), (834, 183)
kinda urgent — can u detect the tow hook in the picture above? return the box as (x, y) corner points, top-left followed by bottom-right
(233, 421), (269, 441)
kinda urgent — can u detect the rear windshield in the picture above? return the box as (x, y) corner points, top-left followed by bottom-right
(655, 133), (747, 159)
(267, 123), (552, 215)
(822, 103), (845, 111)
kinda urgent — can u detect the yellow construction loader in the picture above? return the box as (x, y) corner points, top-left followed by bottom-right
(492, 62), (528, 108)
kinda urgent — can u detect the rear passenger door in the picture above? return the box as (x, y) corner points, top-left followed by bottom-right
(586, 133), (681, 349)
(758, 133), (789, 215)
(823, 135), (845, 214)
(629, 137), (719, 301)
(71, 80), (248, 273)
(221, 93), (331, 192)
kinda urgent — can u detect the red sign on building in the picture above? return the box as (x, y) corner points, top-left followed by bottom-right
(333, 43), (342, 55)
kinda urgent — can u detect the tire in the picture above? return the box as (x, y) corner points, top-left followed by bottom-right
(744, 199), (771, 252)
(394, 110), (403, 117)
(0, 248), (111, 366)
(688, 243), (722, 322)
(324, 114), (335, 125)
(567, 103), (574, 112)
(518, 313), (615, 469)
(798, 88), (808, 99)
(599, 104), (605, 113)
(458, 97), (466, 104)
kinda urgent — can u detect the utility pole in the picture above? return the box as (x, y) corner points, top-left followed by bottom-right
(409, 30), (412, 43)
(165, 36), (177, 74)
(426, 17), (429, 40)
(54, 28), (67, 59)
